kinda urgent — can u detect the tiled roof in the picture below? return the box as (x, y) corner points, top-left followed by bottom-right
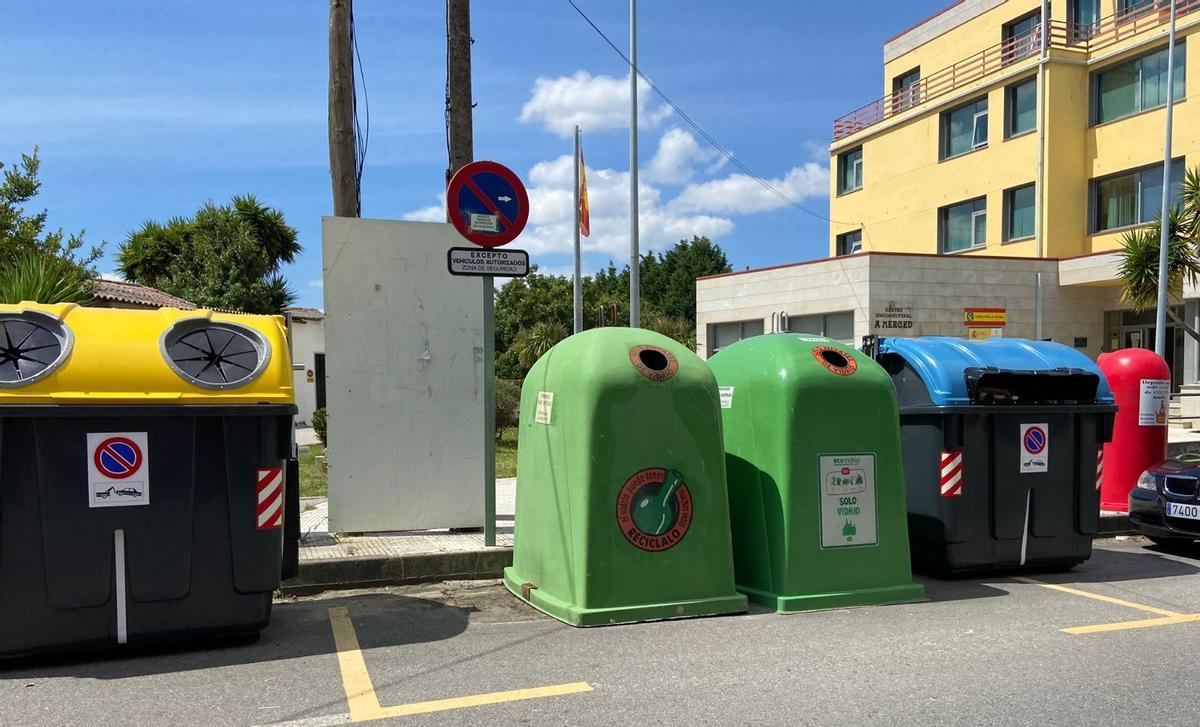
(93, 280), (197, 309)
(285, 307), (325, 320)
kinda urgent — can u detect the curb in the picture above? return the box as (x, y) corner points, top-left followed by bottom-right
(283, 547), (513, 596)
(1098, 511), (1133, 537)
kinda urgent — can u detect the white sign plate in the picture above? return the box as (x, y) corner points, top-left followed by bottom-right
(468, 213), (499, 232)
(87, 432), (150, 508)
(447, 247), (529, 277)
(1139, 378), (1169, 426)
(535, 391), (554, 425)
(1019, 423), (1048, 474)
(719, 386), (734, 409)
(819, 453), (878, 548)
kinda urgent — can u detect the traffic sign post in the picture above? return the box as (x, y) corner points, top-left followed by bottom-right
(447, 161), (530, 547)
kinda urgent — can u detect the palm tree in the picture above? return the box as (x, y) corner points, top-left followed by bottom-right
(1118, 167), (1200, 341)
(512, 321), (568, 370)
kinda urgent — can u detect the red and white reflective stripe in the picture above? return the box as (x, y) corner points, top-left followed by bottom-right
(1095, 450), (1104, 492)
(256, 467), (284, 530)
(940, 451), (963, 497)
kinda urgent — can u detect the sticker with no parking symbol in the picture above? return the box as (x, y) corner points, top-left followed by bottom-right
(87, 432), (150, 507)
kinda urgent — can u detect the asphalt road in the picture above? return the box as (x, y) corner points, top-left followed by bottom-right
(3, 537), (1200, 726)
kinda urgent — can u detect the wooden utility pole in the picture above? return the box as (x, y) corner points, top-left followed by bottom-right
(446, 0), (474, 182)
(328, 0), (359, 217)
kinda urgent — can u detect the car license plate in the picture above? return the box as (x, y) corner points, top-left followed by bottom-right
(1166, 502), (1200, 520)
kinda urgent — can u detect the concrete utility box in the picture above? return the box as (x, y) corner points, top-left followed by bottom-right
(504, 328), (747, 626)
(322, 218), (485, 532)
(708, 333), (924, 612)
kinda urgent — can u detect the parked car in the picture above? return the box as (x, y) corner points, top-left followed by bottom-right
(1129, 454), (1200, 545)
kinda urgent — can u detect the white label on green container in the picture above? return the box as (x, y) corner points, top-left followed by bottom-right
(819, 453), (877, 549)
(534, 391), (554, 424)
(1139, 379), (1169, 426)
(719, 386), (734, 409)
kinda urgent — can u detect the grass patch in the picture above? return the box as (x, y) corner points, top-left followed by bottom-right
(299, 443), (327, 498)
(496, 427), (518, 478)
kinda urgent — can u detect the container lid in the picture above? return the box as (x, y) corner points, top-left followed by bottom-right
(877, 337), (1115, 406)
(0, 303), (294, 405)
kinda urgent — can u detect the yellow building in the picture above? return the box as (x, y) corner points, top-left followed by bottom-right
(830, 0), (1193, 260)
(696, 2), (1200, 400)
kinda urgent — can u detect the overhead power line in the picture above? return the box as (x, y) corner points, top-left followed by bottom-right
(568, 1), (865, 229)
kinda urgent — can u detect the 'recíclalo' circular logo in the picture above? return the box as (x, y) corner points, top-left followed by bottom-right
(616, 468), (693, 552)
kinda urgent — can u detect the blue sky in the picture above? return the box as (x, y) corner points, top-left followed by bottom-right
(3, 1), (947, 309)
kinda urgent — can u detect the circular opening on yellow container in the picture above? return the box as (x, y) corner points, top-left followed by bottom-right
(160, 319), (272, 390)
(0, 310), (73, 388)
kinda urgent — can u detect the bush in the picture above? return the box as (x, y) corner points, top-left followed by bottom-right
(311, 407), (327, 445)
(495, 379), (522, 436)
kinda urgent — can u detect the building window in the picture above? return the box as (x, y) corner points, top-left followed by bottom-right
(940, 197), (987, 253)
(1093, 43), (1186, 125)
(1092, 159), (1184, 233)
(1002, 12), (1041, 65)
(836, 230), (863, 256)
(1069, 0), (1101, 42)
(708, 319), (764, 356)
(1118, 0), (1157, 21)
(941, 97), (988, 160)
(837, 147), (863, 195)
(1006, 78), (1037, 137)
(787, 311), (855, 343)
(892, 68), (921, 113)
(1004, 184), (1036, 241)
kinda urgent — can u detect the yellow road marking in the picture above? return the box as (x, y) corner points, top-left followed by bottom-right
(1063, 613), (1200, 635)
(1013, 577), (1182, 617)
(1014, 577), (1200, 635)
(326, 607), (592, 723)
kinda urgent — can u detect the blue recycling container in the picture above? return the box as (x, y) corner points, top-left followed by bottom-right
(876, 337), (1116, 575)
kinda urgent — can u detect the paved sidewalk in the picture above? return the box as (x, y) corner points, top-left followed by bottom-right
(285, 478), (516, 594)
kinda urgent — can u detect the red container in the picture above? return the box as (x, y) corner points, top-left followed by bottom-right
(1098, 349), (1170, 512)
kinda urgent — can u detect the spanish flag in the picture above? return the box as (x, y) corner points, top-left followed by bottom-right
(578, 147), (591, 237)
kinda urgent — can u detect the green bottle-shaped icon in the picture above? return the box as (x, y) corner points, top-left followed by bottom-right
(843, 518), (857, 542)
(632, 470), (684, 536)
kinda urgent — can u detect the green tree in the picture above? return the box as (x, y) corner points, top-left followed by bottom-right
(645, 313), (697, 350)
(0, 148), (102, 292)
(119, 195), (301, 313)
(640, 236), (731, 323)
(494, 269), (573, 377)
(1118, 168), (1200, 341)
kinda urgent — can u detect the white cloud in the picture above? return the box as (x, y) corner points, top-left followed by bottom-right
(401, 192), (446, 223)
(519, 71), (672, 137)
(307, 279), (324, 289)
(670, 163), (829, 215)
(98, 271), (125, 282)
(645, 128), (722, 185)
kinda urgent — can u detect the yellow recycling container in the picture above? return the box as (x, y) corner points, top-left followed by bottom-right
(0, 302), (297, 656)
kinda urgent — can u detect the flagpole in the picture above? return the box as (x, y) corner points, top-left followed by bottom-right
(629, 0), (640, 328)
(573, 125), (583, 334)
(1155, 0), (1178, 359)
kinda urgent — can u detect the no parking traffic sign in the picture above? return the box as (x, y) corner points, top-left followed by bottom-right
(446, 161), (529, 248)
(87, 432), (150, 507)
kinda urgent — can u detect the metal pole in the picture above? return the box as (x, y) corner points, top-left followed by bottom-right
(1156, 0), (1179, 359)
(574, 126), (583, 333)
(1034, 0), (1049, 340)
(482, 274), (496, 546)
(629, 0), (640, 328)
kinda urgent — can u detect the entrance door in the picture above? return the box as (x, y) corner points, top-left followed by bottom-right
(314, 353), (327, 410)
